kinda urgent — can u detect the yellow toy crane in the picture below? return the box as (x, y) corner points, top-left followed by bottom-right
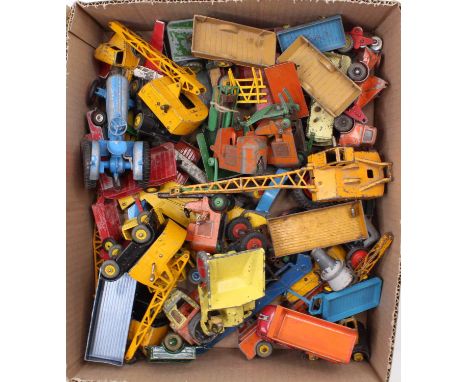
(92, 225), (105, 289)
(109, 21), (205, 96)
(158, 148), (392, 201)
(109, 21), (208, 135)
(124, 218), (190, 362)
(158, 168), (316, 197)
(125, 250), (190, 362)
(354, 232), (394, 281)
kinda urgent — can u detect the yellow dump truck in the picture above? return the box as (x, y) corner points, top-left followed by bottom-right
(196, 248), (265, 335)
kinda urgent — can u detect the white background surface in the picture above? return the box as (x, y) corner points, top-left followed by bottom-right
(1, 0), (467, 381)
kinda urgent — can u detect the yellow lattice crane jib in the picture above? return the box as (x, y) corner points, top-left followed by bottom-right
(124, 250), (190, 362)
(159, 167), (317, 197)
(92, 226), (104, 289)
(227, 67), (267, 104)
(355, 232), (394, 281)
(109, 21), (206, 96)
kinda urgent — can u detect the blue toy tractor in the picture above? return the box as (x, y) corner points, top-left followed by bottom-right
(82, 70), (150, 189)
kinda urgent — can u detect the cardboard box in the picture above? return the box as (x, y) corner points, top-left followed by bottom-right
(66, 1), (400, 381)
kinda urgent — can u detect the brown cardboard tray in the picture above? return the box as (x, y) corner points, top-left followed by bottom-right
(66, 1), (400, 381)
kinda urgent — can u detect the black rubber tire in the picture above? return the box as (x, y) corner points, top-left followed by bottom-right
(102, 237), (117, 251)
(136, 141), (151, 188)
(101, 259), (120, 280)
(108, 244), (123, 259)
(131, 224), (151, 244)
(255, 341), (273, 358)
(162, 333), (184, 353)
(86, 79), (100, 107)
(137, 211), (151, 225)
(208, 195), (230, 212)
(81, 140), (97, 189)
(256, 156), (267, 175)
(334, 115), (355, 133)
(347, 63), (368, 82)
(188, 268), (202, 285)
(91, 109), (107, 127)
(188, 312), (217, 345)
(129, 78), (141, 98)
(226, 217), (253, 242)
(338, 34), (354, 53)
(239, 231), (268, 251)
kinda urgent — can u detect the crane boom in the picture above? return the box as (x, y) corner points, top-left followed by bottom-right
(158, 168), (317, 197)
(355, 232), (394, 281)
(109, 21), (206, 96)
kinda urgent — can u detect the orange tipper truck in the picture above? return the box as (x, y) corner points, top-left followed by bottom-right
(257, 305), (357, 363)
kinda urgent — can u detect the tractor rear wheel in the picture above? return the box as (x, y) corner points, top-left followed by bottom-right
(134, 141), (151, 188)
(81, 140), (99, 190)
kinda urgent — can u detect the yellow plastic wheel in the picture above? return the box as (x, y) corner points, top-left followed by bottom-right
(102, 238), (116, 251)
(108, 244), (122, 259)
(353, 352), (364, 362)
(255, 341), (273, 358)
(134, 113), (142, 129)
(131, 224), (151, 244)
(101, 260), (120, 280)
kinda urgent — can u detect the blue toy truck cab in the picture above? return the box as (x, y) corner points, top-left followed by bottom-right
(82, 70), (150, 189)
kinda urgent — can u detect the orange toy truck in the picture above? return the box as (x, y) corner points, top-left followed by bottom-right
(256, 305), (357, 363)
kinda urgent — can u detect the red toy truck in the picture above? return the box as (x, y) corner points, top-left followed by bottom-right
(256, 305), (357, 363)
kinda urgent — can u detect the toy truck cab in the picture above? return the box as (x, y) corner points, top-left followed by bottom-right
(339, 316), (370, 362)
(306, 147), (393, 201)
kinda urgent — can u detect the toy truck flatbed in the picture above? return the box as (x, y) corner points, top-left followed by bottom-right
(85, 274), (137, 366)
(278, 36), (361, 117)
(276, 15), (346, 53)
(267, 201), (368, 257)
(308, 277), (382, 322)
(192, 15), (276, 67)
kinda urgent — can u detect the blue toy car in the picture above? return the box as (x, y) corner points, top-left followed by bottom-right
(82, 70), (150, 189)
